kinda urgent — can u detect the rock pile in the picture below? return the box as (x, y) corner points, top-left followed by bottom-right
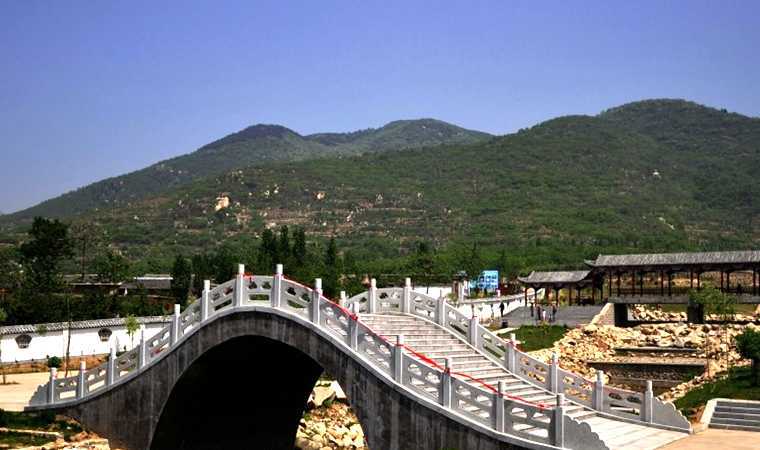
(631, 305), (758, 323)
(529, 319), (758, 402)
(293, 380), (367, 450)
(295, 402), (367, 450)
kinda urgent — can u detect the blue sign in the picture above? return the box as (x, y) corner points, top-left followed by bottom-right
(474, 270), (499, 292)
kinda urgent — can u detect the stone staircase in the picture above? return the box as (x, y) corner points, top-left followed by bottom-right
(709, 399), (760, 432)
(360, 313), (688, 450)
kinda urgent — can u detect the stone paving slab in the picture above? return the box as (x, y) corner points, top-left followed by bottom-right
(658, 428), (760, 450)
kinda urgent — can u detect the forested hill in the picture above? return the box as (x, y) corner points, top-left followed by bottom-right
(3, 98), (754, 271)
(2, 119), (490, 223)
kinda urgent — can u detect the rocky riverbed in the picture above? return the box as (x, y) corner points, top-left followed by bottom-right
(530, 306), (758, 402)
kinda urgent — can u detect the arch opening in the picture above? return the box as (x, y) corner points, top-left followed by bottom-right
(150, 335), (323, 450)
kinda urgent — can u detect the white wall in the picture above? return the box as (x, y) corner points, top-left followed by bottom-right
(0, 322), (169, 363)
(413, 285), (452, 299)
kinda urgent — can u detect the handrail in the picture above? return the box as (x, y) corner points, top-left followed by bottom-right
(34, 266), (595, 449)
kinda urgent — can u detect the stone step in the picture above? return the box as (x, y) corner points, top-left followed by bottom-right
(709, 422), (760, 432)
(715, 400), (760, 410)
(419, 349), (478, 358)
(715, 405), (760, 414)
(460, 368), (511, 379)
(451, 360), (499, 370)
(403, 344), (473, 353)
(712, 411), (760, 421)
(711, 416), (760, 427)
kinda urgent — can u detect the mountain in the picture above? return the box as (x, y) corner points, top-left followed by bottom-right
(2, 99), (758, 271)
(1, 119), (490, 223)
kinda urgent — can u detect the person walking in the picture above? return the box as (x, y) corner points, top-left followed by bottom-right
(552, 303), (558, 322)
(499, 301), (505, 317)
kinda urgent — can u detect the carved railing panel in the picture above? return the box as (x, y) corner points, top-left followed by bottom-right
(280, 280), (312, 318)
(53, 375), (78, 402)
(209, 280), (234, 315)
(115, 349), (139, 380)
(603, 385), (642, 420)
(451, 377), (494, 426)
(401, 353), (441, 403)
(179, 302), (201, 336)
(375, 288), (401, 312)
(356, 327), (392, 374)
(246, 275), (272, 303)
(444, 304), (470, 340)
(516, 353), (549, 386)
(84, 366), (107, 394)
(504, 401), (552, 445)
(318, 299), (350, 340)
(345, 292), (368, 314)
(146, 325), (171, 363)
(559, 370), (593, 408)
(409, 292), (437, 319)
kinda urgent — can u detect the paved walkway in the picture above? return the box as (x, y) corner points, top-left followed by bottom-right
(659, 428), (760, 450)
(0, 371), (49, 411)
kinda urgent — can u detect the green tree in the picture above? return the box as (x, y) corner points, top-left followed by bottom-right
(258, 229), (278, 272)
(323, 237), (339, 298)
(690, 285), (737, 371)
(414, 242), (435, 293)
(124, 314), (140, 349)
(191, 253), (213, 295)
(278, 226), (292, 268)
(93, 250), (130, 283)
(170, 255), (192, 305)
(736, 329), (760, 386)
(18, 217), (74, 293)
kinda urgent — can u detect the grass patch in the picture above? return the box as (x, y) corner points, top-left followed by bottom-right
(674, 367), (760, 419)
(648, 304), (757, 315)
(513, 325), (569, 352)
(0, 431), (52, 447)
(0, 410), (83, 440)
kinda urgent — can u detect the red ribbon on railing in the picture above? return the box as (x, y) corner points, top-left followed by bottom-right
(281, 277), (550, 410)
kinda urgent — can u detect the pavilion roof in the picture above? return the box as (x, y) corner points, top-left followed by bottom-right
(518, 270), (592, 285)
(587, 250), (760, 268)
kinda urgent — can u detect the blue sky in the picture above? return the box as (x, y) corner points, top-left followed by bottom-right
(1, 1), (758, 213)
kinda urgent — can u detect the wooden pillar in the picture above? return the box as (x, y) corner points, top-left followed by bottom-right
(640, 271), (644, 296)
(592, 283), (596, 302)
(720, 271), (724, 291)
(607, 272), (612, 298)
(660, 271), (664, 296)
(631, 271), (636, 296)
(617, 272), (621, 296)
(568, 286), (573, 305)
(689, 270), (693, 289)
(667, 272), (672, 296)
(697, 271), (701, 290)
(577, 286), (581, 304)
(726, 271), (730, 293)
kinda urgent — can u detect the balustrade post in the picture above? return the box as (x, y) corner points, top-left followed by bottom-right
(553, 394), (565, 447)
(505, 333), (518, 372)
(394, 335), (405, 383)
(402, 278), (411, 313)
(643, 380), (654, 423)
(106, 347), (116, 386)
(441, 357), (452, 408)
(593, 370), (605, 411)
(310, 278), (322, 324)
(549, 352), (559, 393)
(367, 278), (377, 313)
(233, 264), (245, 308)
(170, 304), (181, 345)
(271, 264), (283, 308)
(76, 360), (86, 399)
(494, 380), (505, 432)
(468, 316), (479, 347)
(201, 280), (211, 322)
(436, 297), (447, 326)
(47, 367), (57, 404)
(138, 330), (147, 369)
(339, 291), (347, 307)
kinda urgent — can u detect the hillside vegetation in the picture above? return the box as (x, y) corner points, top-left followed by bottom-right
(2, 119), (490, 222)
(2, 99), (758, 273)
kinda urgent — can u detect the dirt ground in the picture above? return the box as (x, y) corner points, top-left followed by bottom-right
(659, 428), (760, 450)
(0, 371), (51, 411)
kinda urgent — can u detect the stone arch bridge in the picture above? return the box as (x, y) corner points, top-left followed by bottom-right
(28, 265), (692, 450)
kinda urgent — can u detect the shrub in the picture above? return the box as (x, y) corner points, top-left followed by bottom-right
(736, 329), (760, 386)
(46, 356), (62, 369)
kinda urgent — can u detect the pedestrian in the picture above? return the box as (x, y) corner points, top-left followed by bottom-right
(552, 303), (557, 322)
(542, 308), (547, 323)
(530, 302), (534, 317)
(499, 301), (505, 317)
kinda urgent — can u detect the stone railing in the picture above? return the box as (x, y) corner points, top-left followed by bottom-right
(35, 267), (604, 450)
(345, 278), (690, 432)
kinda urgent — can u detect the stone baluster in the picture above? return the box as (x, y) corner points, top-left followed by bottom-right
(138, 330), (147, 369)
(47, 367), (57, 404)
(201, 280), (211, 322)
(106, 347), (116, 386)
(436, 296), (447, 326)
(505, 333), (518, 372)
(394, 335), (405, 383)
(339, 290), (347, 307)
(348, 303), (359, 350)
(170, 304), (181, 345)
(441, 357), (453, 408)
(494, 380), (505, 432)
(271, 264), (283, 308)
(642, 380), (654, 423)
(553, 394), (565, 447)
(593, 370), (605, 411)
(549, 352), (559, 393)
(76, 360), (86, 399)
(402, 278), (411, 313)
(367, 278), (377, 313)
(233, 264), (245, 308)
(468, 316), (479, 347)
(310, 278), (322, 324)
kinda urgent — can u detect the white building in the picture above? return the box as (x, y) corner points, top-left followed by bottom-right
(0, 316), (171, 364)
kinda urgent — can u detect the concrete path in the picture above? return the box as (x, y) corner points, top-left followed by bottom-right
(658, 428), (760, 450)
(0, 371), (49, 411)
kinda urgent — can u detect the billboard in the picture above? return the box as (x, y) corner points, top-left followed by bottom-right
(473, 270), (499, 292)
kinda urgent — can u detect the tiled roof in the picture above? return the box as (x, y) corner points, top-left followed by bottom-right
(589, 250), (760, 268)
(518, 270), (592, 285)
(0, 316), (171, 336)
